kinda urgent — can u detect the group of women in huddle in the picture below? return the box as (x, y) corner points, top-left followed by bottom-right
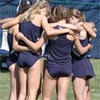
(0, 0), (96, 100)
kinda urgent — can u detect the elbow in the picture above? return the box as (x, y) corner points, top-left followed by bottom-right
(79, 51), (85, 55)
(34, 46), (41, 52)
(45, 31), (50, 36)
(79, 52), (83, 55)
(13, 47), (17, 51)
(33, 48), (38, 52)
(13, 45), (19, 51)
(45, 30), (53, 36)
(80, 52), (84, 55)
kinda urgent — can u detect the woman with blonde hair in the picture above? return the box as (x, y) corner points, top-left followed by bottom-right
(10, 1), (80, 100)
(69, 8), (96, 100)
(1, 0), (34, 100)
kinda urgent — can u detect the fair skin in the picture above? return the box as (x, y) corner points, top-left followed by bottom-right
(8, 25), (19, 100)
(69, 15), (96, 100)
(0, 8), (79, 36)
(83, 22), (96, 100)
(1, 4), (93, 100)
(53, 14), (96, 100)
(13, 25), (41, 100)
(15, 23), (77, 100)
(7, 24), (30, 100)
(12, 7), (53, 100)
(83, 23), (97, 100)
(42, 19), (93, 100)
(0, 14), (22, 29)
(8, 63), (19, 100)
(0, 6), (76, 100)
(15, 17), (92, 100)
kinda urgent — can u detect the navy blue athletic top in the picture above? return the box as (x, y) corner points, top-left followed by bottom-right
(17, 21), (43, 68)
(46, 34), (73, 63)
(45, 26), (74, 67)
(19, 21), (43, 47)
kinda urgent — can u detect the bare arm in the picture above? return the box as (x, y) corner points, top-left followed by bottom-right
(0, 18), (14, 24)
(75, 39), (92, 55)
(73, 34), (92, 55)
(55, 23), (80, 31)
(78, 22), (96, 38)
(12, 24), (30, 52)
(41, 16), (74, 36)
(49, 23), (79, 31)
(1, 14), (22, 29)
(16, 32), (47, 52)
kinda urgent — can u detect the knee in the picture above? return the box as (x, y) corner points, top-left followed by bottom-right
(57, 96), (66, 100)
(42, 95), (51, 100)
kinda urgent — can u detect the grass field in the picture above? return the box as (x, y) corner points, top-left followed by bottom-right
(0, 59), (100, 100)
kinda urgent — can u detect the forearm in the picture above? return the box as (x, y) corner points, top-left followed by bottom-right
(2, 19), (19, 29)
(0, 18), (14, 24)
(13, 34), (30, 52)
(45, 28), (74, 36)
(83, 23), (96, 38)
(1, 15), (21, 29)
(57, 23), (80, 31)
(42, 16), (74, 36)
(13, 45), (30, 52)
(22, 34), (47, 51)
(75, 39), (90, 55)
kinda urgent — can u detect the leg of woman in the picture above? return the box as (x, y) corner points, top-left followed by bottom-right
(36, 74), (42, 99)
(84, 80), (91, 100)
(42, 68), (57, 100)
(73, 77), (86, 100)
(8, 63), (19, 100)
(57, 76), (71, 100)
(18, 67), (27, 100)
(27, 59), (41, 100)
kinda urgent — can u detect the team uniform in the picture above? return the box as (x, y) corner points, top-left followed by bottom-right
(45, 26), (74, 77)
(72, 35), (95, 80)
(17, 21), (43, 68)
(7, 34), (18, 67)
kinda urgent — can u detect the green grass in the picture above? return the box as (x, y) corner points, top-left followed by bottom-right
(0, 59), (100, 100)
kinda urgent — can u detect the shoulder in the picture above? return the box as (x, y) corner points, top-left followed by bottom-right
(66, 34), (75, 41)
(33, 14), (45, 23)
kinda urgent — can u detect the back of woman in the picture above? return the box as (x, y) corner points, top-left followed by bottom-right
(19, 21), (43, 46)
(42, 6), (74, 100)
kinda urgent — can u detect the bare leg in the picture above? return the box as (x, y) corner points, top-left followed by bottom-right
(18, 67), (27, 100)
(42, 68), (57, 100)
(36, 75), (42, 99)
(84, 80), (91, 100)
(73, 77), (86, 100)
(9, 63), (19, 100)
(57, 76), (71, 100)
(27, 59), (41, 100)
